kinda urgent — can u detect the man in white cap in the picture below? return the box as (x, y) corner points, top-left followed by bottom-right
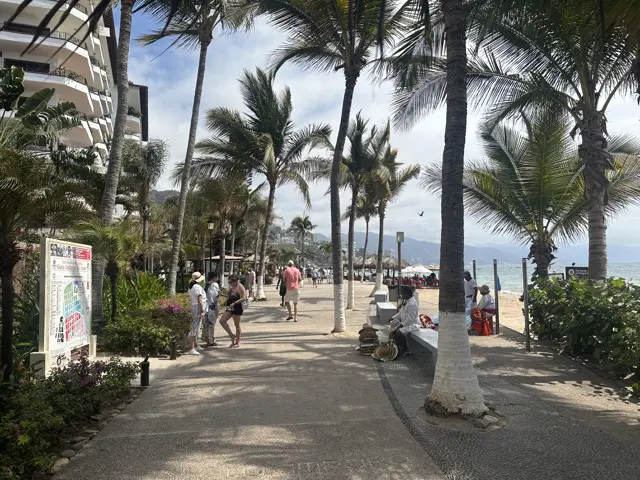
(187, 272), (206, 355)
(282, 260), (302, 322)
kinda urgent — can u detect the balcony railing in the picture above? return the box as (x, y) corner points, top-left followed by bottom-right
(1, 59), (89, 85)
(89, 56), (105, 69)
(0, 22), (87, 50)
(47, 0), (88, 14)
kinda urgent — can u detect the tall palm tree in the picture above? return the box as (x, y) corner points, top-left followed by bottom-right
(122, 138), (169, 271)
(229, 183), (266, 274)
(259, 0), (408, 331)
(424, 112), (640, 278)
(289, 215), (316, 266)
(140, 0), (255, 295)
(191, 68), (331, 300)
(0, 150), (87, 381)
(394, 0), (639, 280)
(354, 193), (377, 281)
(68, 219), (143, 323)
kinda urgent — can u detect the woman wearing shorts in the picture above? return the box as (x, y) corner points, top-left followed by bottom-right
(219, 275), (247, 348)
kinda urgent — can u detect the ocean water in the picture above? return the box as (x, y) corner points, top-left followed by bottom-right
(468, 262), (640, 294)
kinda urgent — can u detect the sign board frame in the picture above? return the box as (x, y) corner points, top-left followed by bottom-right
(31, 238), (97, 375)
(565, 266), (589, 279)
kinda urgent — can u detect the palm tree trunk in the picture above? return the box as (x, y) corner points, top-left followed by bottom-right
(167, 39), (210, 295)
(580, 110), (610, 280)
(1, 262), (16, 382)
(426, 0), (486, 417)
(253, 230), (260, 273)
(219, 233), (226, 287)
(346, 185), (357, 309)
(374, 203), (385, 292)
(256, 184), (276, 299)
(361, 218), (369, 283)
(93, 0), (134, 329)
(330, 72), (359, 332)
(110, 272), (118, 323)
(301, 234), (305, 266)
(230, 222), (237, 275)
(142, 210), (149, 273)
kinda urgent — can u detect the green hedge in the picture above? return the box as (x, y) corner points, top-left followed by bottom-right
(0, 357), (140, 478)
(529, 277), (640, 379)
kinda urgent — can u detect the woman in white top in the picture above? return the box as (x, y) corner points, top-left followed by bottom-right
(187, 272), (206, 355)
(389, 286), (421, 354)
(478, 285), (496, 315)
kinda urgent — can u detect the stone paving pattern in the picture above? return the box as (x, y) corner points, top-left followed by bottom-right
(55, 283), (640, 480)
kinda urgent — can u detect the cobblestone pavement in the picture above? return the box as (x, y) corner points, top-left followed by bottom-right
(377, 322), (640, 480)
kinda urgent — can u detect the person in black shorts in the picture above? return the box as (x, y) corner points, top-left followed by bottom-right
(219, 275), (247, 348)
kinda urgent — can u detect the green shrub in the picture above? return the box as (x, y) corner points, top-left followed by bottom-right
(0, 356), (139, 478)
(102, 271), (167, 324)
(102, 295), (191, 355)
(529, 277), (640, 377)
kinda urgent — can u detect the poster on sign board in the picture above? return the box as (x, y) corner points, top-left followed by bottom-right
(38, 238), (92, 371)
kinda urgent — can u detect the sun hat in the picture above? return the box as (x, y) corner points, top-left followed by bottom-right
(480, 284), (490, 294)
(191, 271), (204, 283)
(288, 260), (294, 266)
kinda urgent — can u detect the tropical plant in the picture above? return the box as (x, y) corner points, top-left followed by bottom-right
(259, 0), (409, 331)
(140, 0), (256, 295)
(0, 150), (86, 381)
(353, 193), (377, 281)
(191, 67), (331, 299)
(229, 182), (266, 274)
(424, 112), (640, 278)
(122, 138), (169, 271)
(68, 220), (143, 324)
(289, 215), (316, 266)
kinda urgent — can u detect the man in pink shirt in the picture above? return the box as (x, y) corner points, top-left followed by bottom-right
(283, 260), (302, 322)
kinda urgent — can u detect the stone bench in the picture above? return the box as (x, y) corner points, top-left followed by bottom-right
(409, 328), (439, 358)
(374, 290), (388, 303)
(376, 301), (397, 323)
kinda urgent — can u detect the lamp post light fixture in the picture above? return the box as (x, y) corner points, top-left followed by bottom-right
(207, 216), (215, 278)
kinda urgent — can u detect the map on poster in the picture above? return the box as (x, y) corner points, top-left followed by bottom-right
(44, 239), (92, 367)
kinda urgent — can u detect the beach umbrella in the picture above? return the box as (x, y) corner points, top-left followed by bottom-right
(402, 264), (433, 275)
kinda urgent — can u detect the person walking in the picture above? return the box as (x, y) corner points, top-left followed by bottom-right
(283, 260), (302, 322)
(276, 269), (286, 307)
(204, 272), (220, 347)
(245, 268), (256, 299)
(219, 275), (247, 348)
(187, 272), (206, 355)
(312, 268), (318, 287)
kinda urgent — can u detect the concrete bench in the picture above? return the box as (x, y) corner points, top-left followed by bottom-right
(374, 290), (388, 303)
(376, 301), (397, 323)
(409, 329), (439, 358)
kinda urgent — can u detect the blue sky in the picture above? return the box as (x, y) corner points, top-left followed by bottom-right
(118, 9), (640, 248)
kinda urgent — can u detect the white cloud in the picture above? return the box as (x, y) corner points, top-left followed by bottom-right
(127, 17), (640, 248)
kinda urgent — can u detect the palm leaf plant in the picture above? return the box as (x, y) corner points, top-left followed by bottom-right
(139, 0), (256, 295)
(190, 67), (331, 299)
(289, 215), (316, 266)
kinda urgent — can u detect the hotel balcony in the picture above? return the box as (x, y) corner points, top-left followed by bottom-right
(126, 107), (142, 133)
(125, 130), (141, 142)
(0, 22), (96, 81)
(0, 0), (89, 24)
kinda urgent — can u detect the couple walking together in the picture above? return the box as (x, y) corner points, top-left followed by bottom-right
(188, 271), (247, 353)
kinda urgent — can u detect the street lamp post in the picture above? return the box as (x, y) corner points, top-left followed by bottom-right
(207, 217), (215, 279)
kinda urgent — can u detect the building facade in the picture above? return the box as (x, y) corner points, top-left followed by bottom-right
(0, 2), (148, 165)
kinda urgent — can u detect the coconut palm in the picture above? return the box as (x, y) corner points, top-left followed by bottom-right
(394, 0), (640, 280)
(191, 68), (331, 300)
(68, 219), (143, 324)
(259, 0), (409, 331)
(122, 138), (169, 271)
(354, 193), (377, 281)
(229, 182), (266, 274)
(0, 150), (87, 381)
(289, 215), (316, 266)
(424, 112), (640, 279)
(140, 0), (255, 295)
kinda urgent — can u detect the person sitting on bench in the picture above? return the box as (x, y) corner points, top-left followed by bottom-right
(389, 286), (421, 355)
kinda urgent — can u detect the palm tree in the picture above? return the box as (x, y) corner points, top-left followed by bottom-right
(191, 68), (331, 300)
(259, 0), (408, 331)
(424, 112), (640, 278)
(69, 220), (143, 323)
(354, 193), (378, 281)
(229, 183), (266, 274)
(140, 0), (255, 295)
(289, 215), (316, 266)
(122, 138), (169, 271)
(394, 0), (639, 280)
(0, 150), (86, 381)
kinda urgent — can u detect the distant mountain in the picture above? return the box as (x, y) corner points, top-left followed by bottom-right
(314, 232), (522, 264)
(152, 190), (179, 204)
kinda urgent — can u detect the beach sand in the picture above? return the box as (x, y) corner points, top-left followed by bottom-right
(414, 287), (525, 333)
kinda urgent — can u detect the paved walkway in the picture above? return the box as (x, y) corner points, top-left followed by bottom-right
(57, 284), (446, 480)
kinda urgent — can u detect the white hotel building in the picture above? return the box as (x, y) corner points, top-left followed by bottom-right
(0, 0), (148, 166)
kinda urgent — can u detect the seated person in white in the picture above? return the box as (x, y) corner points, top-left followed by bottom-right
(389, 286), (421, 354)
(478, 284), (496, 316)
